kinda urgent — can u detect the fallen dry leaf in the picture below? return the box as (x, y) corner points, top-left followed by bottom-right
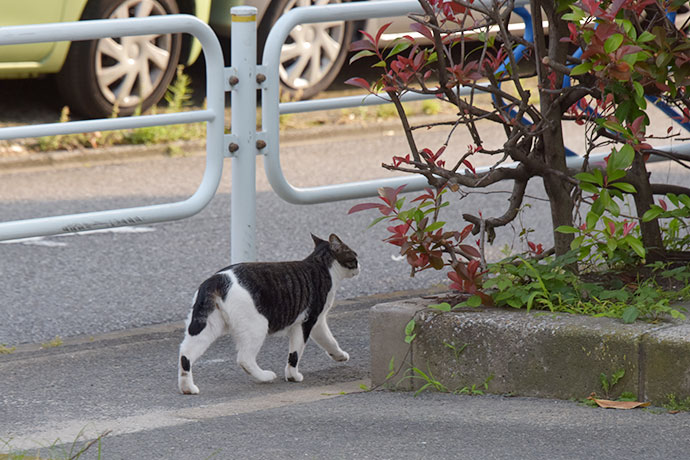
(588, 397), (650, 410)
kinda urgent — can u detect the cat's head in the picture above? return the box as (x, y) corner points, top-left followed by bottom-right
(311, 233), (360, 278)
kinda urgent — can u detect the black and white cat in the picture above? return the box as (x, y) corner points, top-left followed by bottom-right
(178, 233), (359, 394)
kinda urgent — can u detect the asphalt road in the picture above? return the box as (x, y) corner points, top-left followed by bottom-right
(1, 123), (689, 346)
(3, 295), (689, 459)
(0, 126), (528, 345)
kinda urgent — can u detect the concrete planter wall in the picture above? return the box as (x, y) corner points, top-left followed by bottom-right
(370, 298), (690, 404)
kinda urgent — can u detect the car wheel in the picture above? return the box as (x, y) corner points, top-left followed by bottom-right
(56, 0), (182, 118)
(260, 0), (355, 100)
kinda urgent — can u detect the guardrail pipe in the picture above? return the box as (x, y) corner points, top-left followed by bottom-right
(262, 0), (430, 205)
(0, 15), (226, 241)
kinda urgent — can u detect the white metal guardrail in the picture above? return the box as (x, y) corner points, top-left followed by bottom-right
(1, 1), (688, 265)
(0, 15), (225, 241)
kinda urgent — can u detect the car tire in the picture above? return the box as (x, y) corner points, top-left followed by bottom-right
(56, 0), (182, 118)
(258, 0), (355, 100)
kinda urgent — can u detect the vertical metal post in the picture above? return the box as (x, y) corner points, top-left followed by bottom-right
(230, 6), (258, 263)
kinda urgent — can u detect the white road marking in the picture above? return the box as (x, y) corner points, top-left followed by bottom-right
(3, 379), (368, 451)
(0, 226), (156, 247)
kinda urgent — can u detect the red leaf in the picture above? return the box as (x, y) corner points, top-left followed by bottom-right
(459, 224), (474, 241)
(410, 22), (433, 40)
(378, 185), (406, 206)
(348, 202), (386, 214)
(467, 259), (480, 277)
(459, 244), (481, 258)
(375, 23), (393, 47)
(345, 77), (371, 91)
(607, 221), (616, 235)
(360, 29), (376, 46)
(350, 39), (376, 52)
(448, 271), (461, 284)
(463, 160), (476, 175)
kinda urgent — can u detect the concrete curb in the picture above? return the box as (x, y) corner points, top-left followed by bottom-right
(370, 297), (690, 404)
(0, 140), (206, 170)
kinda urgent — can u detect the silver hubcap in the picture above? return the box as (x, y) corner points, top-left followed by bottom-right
(279, 0), (346, 90)
(95, 0), (173, 108)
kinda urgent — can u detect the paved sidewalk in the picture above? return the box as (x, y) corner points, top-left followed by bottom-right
(2, 294), (689, 460)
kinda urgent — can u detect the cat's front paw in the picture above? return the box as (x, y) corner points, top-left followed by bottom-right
(330, 350), (350, 362)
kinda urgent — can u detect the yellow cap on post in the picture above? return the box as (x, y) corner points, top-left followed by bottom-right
(232, 14), (256, 22)
(231, 6), (256, 22)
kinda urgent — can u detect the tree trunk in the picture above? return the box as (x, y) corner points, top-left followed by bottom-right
(541, 130), (575, 257)
(629, 152), (664, 260)
(533, 0), (575, 257)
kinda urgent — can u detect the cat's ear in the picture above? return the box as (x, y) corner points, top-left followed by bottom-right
(311, 233), (326, 247)
(328, 234), (344, 251)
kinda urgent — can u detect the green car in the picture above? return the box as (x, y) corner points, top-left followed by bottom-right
(0, 0), (215, 118)
(0, 0), (362, 119)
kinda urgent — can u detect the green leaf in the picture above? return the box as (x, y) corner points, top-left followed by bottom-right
(600, 189), (620, 217)
(607, 238), (618, 253)
(404, 318), (416, 343)
(575, 171), (602, 186)
(465, 295), (482, 307)
(642, 206), (664, 222)
(571, 235), (585, 250)
(624, 235), (646, 258)
(618, 391), (637, 402)
(592, 195), (606, 216)
(633, 81), (644, 99)
(424, 221), (445, 233)
(656, 52), (671, 68)
(611, 369), (625, 386)
(386, 41), (411, 59)
(679, 194), (690, 208)
(556, 225), (579, 234)
(622, 306), (639, 323)
(625, 20), (636, 39)
(606, 170), (627, 184)
(506, 298), (523, 309)
(367, 215), (389, 229)
(608, 145), (635, 173)
(525, 291), (542, 312)
(601, 120), (628, 135)
(586, 211), (600, 230)
(600, 373), (610, 393)
(580, 182), (600, 194)
(609, 182), (637, 193)
(604, 34), (624, 54)
(350, 49), (376, 65)
(429, 302), (452, 312)
(570, 61), (593, 76)
(637, 31), (655, 43)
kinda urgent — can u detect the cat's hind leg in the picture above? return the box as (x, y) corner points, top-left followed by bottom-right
(233, 317), (276, 383)
(284, 317), (316, 382)
(179, 309), (226, 395)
